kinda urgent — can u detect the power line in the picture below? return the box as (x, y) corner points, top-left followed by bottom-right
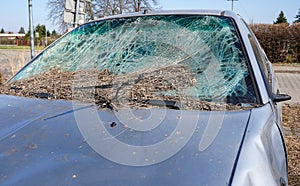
(227, 0), (238, 11)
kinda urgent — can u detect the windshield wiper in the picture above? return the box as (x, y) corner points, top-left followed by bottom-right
(29, 92), (55, 99)
(10, 86), (55, 99)
(74, 84), (114, 90)
(142, 99), (183, 110)
(10, 86), (22, 91)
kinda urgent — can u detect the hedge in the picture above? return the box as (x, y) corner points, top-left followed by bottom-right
(250, 23), (300, 63)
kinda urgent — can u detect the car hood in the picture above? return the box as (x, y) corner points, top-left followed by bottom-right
(0, 95), (251, 185)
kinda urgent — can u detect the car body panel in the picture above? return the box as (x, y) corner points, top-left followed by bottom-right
(0, 94), (251, 185)
(231, 104), (288, 186)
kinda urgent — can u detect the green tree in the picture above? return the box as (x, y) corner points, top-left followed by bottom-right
(294, 9), (300, 23)
(274, 11), (288, 24)
(0, 28), (4, 33)
(35, 24), (46, 38)
(24, 25), (47, 41)
(47, 30), (51, 37)
(18, 27), (25, 34)
(51, 30), (58, 37)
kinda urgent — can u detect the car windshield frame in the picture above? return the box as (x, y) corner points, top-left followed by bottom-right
(5, 14), (259, 110)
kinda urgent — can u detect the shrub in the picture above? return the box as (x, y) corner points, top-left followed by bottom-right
(250, 23), (300, 63)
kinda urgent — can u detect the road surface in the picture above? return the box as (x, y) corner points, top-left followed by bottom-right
(274, 65), (300, 103)
(277, 73), (300, 103)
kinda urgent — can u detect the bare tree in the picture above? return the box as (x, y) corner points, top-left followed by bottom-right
(91, 0), (159, 18)
(131, 0), (159, 12)
(47, 0), (69, 33)
(91, 0), (130, 18)
(47, 0), (159, 32)
(85, 1), (95, 20)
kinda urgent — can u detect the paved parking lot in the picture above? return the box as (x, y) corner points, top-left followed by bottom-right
(274, 65), (300, 103)
(277, 73), (300, 103)
(0, 50), (31, 80)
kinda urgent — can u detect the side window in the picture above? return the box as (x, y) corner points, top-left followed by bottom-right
(248, 35), (269, 78)
(241, 20), (272, 94)
(248, 34), (272, 94)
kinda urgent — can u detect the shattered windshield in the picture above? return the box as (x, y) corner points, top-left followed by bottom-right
(1, 15), (258, 110)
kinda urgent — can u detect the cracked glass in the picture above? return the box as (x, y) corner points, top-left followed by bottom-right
(7, 15), (257, 109)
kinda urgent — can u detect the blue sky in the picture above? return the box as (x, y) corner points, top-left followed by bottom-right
(0, 0), (299, 33)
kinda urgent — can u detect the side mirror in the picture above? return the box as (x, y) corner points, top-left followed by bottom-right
(272, 93), (291, 103)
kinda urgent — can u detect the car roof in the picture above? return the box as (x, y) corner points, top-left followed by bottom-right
(91, 9), (241, 22)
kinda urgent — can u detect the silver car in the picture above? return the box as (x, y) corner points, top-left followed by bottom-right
(0, 10), (291, 185)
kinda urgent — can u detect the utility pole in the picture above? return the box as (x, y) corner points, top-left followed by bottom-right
(45, 26), (48, 46)
(28, 0), (35, 58)
(227, 0), (238, 11)
(74, 0), (80, 27)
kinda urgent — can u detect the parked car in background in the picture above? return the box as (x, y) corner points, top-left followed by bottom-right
(0, 10), (291, 185)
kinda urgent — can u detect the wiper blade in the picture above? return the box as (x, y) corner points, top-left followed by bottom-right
(9, 85), (55, 99)
(10, 86), (22, 91)
(74, 84), (114, 90)
(143, 99), (183, 110)
(29, 92), (55, 99)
